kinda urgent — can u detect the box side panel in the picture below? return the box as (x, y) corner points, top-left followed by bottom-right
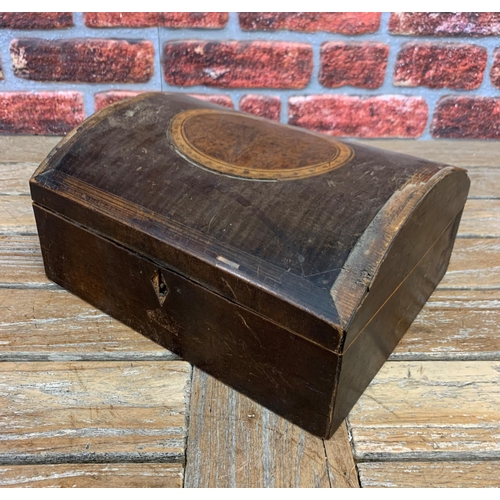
(332, 168), (470, 342)
(34, 205), (338, 438)
(328, 210), (463, 437)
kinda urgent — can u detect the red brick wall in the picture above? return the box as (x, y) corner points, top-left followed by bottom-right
(0, 12), (499, 139)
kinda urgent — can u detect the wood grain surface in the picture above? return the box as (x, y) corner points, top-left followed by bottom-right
(0, 196), (36, 234)
(348, 361), (500, 460)
(1, 161), (496, 199)
(0, 361), (190, 464)
(0, 162), (37, 195)
(1, 136), (499, 488)
(184, 368), (359, 488)
(358, 139), (500, 167)
(2, 136), (499, 167)
(351, 140), (500, 488)
(2, 233), (498, 290)
(466, 166), (500, 198)
(0, 235), (53, 287)
(459, 199), (500, 237)
(2, 193), (498, 240)
(441, 238), (500, 289)
(0, 288), (174, 362)
(0, 142), (190, 486)
(0, 137), (59, 162)
(357, 461), (500, 488)
(1, 287), (498, 364)
(393, 289), (500, 361)
(0, 463), (183, 488)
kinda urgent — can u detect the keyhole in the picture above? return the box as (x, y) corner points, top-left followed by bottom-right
(151, 268), (169, 306)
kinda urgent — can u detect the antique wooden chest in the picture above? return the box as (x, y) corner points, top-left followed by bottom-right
(30, 93), (470, 439)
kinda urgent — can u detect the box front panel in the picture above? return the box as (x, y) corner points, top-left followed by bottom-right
(34, 205), (338, 438)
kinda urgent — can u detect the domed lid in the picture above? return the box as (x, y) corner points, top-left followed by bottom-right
(30, 92), (467, 352)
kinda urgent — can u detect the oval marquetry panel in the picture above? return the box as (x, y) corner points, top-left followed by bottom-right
(169, 109), (354, 181)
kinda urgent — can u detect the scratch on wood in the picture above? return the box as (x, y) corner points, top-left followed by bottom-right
(221, 277), (237, 301)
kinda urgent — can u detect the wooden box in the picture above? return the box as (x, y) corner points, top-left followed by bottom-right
(30, 93), (470, 439)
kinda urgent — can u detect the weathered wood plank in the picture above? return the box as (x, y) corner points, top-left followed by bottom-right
(1, 172), (499, 240)
(440, 238), (500, 289)
(2, 136), (498, 168)
(9, 196), (500, 240)
(0, 163), (37, 195)
(459, 199), (500, 237)
(357, 461), (500, 488)
(1, 163), (498, 200)
(0, 235), (498, 357)
(184, 368), (359, 488)
(0, 463), (183, 488)
(2, 288), (498, 363)
(0, 235), (52, 287)
(0, 361), (190, 464)
(2, 234), (498, 290)
(0, 196), (36, 234)
(323, 424), (359, 488)
(0, 288), (174, 361)
(0, 136), (60, 163)
(2, 197), (499, 239)
(392, 289), (500, 361)
(349, 361), (500, 461)
(2, 287), (497, 363)
(466, 166), (500, 199)
(358, 139), (500, 168)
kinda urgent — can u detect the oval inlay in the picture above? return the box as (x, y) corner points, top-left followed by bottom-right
(168, 109), (354, 181)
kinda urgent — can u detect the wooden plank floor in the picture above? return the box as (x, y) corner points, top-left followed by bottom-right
(0, 136), (499, 488)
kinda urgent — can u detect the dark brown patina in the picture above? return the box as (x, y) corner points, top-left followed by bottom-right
(30, 93), (470, 438)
